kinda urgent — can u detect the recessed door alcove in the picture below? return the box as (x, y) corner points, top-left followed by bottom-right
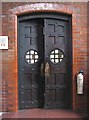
(18, 12), (72, 110)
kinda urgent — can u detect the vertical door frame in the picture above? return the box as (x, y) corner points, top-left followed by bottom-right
(18, 12), (72, 110)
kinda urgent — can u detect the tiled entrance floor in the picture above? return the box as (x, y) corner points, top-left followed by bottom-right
(2, 109), (87, 119)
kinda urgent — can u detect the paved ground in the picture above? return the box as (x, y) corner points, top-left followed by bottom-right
(1, 109), (87, 119)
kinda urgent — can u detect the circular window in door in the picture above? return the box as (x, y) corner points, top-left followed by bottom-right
(25, 50), (39, 64)
(50, 49), (64, 64)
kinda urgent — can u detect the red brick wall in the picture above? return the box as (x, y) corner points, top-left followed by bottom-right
(1, 2), (88, 116)
(87, 2), (89, 117)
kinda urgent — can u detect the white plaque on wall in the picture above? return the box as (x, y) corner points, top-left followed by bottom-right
(0, 36), (8, 49)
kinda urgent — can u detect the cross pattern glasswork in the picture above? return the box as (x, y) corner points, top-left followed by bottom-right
(50, 49), (64, 64)
(25, 50), (39, 64)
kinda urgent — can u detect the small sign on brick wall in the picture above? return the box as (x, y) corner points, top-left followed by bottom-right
(0, 36), (8, 49)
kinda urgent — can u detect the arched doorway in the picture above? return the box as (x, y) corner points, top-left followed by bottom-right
(18, 12), (72, 110)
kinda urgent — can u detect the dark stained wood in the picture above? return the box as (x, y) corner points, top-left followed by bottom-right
(18, 13), (72, 110)
(44, 19), (70, 108)
(18, 19), (44, 109)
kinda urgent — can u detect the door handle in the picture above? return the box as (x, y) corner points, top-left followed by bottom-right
(45, 62), (50, 77)
(41, 63), (44, 76)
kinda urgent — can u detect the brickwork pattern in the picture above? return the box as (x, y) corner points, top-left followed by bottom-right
(1, 2), (88, 116)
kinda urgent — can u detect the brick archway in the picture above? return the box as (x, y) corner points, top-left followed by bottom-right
(7, 3), (81, 111)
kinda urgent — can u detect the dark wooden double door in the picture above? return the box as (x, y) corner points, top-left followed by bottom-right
(18, 16), (72, 110)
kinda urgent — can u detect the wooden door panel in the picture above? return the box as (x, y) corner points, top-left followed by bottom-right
(19, 15), (71, 110)
(44, 18), (69, 108)
(18, 19), (43, 109)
